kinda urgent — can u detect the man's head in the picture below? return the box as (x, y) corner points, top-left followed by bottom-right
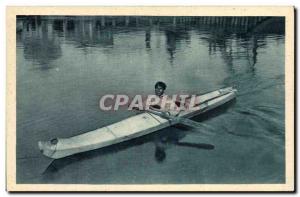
(155, 81), (167, 97)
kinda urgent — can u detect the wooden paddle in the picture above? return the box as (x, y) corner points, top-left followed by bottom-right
(141, 108), (215, 136)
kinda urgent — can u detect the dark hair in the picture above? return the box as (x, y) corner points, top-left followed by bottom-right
(155, 81), (167, 90)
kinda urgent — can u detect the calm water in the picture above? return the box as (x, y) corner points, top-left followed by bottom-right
(16, 17), (285, 184)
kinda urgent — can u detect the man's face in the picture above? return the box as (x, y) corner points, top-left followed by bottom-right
(155, 85), (165, 97)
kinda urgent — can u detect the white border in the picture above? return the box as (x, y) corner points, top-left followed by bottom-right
(1, 1), (298, 196)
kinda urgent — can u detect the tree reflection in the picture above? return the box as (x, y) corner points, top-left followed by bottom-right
(17, 17), (117, 70)
(198, 17), (284, 90)
(164, 29), (191, 63)
(17, 16), (284, 72)
(200, 17), (284, 75)
(58, 18), (114, 48)
(145, 28), (151, 49)
(20, 17), (62, 69)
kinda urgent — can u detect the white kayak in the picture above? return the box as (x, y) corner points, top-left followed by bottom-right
(38, 87), (237, 159)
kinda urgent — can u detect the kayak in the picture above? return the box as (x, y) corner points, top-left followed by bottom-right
(38, 87), (237, 159)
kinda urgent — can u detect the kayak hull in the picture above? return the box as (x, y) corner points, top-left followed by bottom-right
(38, 87), (237, 159)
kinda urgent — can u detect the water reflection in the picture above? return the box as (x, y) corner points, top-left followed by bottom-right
(17, 16), (285, 184)
(63, 19), (114, 48)
(145, 28), (151, 49)
(17, 16), (284, 71)
(164, 29), (191, 63)
(18, 18), (62, 69)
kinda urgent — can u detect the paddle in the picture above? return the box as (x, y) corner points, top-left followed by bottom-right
(140, 108), (215, 136)
(175, 142), (214, 150)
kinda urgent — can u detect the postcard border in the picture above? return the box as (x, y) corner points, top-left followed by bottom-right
(6, 6), (295, 192)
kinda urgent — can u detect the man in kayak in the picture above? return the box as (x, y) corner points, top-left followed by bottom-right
(132, 81), (182, 119)
(154, 81), (167, 98)
(148, 81), (182, 117)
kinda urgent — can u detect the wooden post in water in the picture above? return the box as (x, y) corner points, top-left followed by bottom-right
(34, 16), (38, 29)
(254, 17), (258, 26)
(88, 21), (92, 39)
(21, 19), (26, 34)
(173, 17), (176, 26)
(257, 17), (261, 23)
(149, 17), (153, 26)
(231, 17), (234, 26)
(235, 17), (239, 26)
(210, 17), (214, 25)
(135, 17), (139, 26)
(244, 17), (248, 31)
(198, 17), (202, 25)
(223, 17), (227, 27)
(112, 18), (116, 27)
(101, 16), (105, 27)
(80, 17), (84, 32)
(207, 17), (211, 25)
(248, 17), (252, 29)
(227, 17), (230, 26)
(240, 17), (244, 27)
(125, 16), (129, 26)
(63, 19), (67, 35)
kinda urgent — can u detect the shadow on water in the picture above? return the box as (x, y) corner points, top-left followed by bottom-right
(42, 100), (235, 175)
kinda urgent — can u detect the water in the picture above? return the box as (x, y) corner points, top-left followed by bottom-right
(16, 17), (285, 184)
